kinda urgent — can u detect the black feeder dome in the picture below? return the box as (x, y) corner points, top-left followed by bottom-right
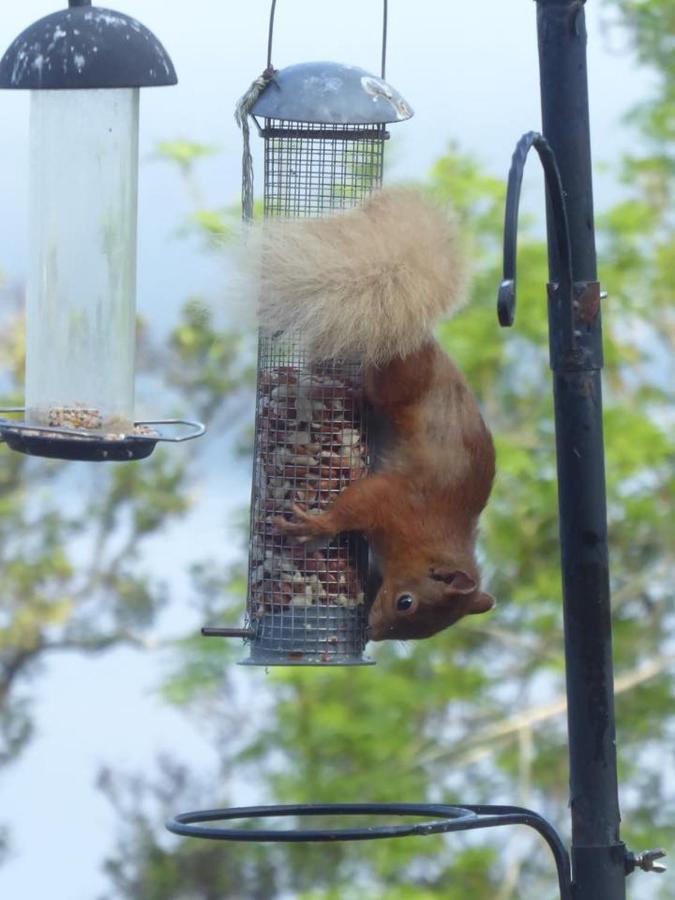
(0, 0), (176, 91)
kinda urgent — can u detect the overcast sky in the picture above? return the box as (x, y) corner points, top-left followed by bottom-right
(0, 2), (652, 898)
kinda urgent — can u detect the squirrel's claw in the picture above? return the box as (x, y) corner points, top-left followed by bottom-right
(272, 504), (325, 543)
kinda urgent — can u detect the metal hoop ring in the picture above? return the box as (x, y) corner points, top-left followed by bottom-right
(168, 802), (476, 842)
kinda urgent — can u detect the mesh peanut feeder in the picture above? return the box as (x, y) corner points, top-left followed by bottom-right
(209, 3), (412, 665)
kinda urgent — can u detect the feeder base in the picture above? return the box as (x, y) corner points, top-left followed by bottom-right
(0, 414), (205, 462)
(240, 606), (373, 667)
(0, 427), (157, 462)
(200, 623), (374, 666)
(239, 654), (374, 667)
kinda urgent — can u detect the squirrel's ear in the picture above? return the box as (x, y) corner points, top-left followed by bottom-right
(430, 568), (476, 593)
(466, 592), (496, 616)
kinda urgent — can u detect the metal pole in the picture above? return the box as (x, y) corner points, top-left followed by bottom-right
(535, 2), (626, 897)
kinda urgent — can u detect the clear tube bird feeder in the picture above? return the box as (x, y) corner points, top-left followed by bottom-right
(0, 1), (205, 461)
(27, 88), (138, 436)
(207, 4), (412, 665)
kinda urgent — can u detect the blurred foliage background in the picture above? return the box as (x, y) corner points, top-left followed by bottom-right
(0, 0), (673, 897)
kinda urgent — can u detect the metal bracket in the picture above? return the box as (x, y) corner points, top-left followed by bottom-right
(497, 131), (607, 375)
(546, 279), (604, 373)
(166, 802), (572, 899)
(575, 280), (602, 326)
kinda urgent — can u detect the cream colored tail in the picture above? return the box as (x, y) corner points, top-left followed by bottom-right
(246, 187), (468, 367)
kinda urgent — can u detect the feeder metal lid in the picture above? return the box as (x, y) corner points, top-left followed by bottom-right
(0, 2), (176, 90)
(251, 61), (413, 126)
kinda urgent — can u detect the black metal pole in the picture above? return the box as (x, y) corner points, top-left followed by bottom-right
(535, 2), (626, 897)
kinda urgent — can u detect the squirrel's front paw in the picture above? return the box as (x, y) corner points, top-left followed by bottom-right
(272, 504), (329, 543)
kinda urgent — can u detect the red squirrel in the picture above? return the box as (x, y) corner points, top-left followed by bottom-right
(245, 187), (496, 641)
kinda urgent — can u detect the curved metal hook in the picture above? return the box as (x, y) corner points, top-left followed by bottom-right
(498, 131), (575, 349)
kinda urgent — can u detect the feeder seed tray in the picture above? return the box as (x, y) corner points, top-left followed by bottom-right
(0, 410), (205, 462)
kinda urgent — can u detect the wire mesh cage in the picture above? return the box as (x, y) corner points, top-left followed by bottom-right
(246, 334), (370, 665)
(262, 119), (387, 217)
(233, 63), (412, 666)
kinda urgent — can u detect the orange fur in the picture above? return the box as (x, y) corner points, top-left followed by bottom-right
(254, 188), (496, 641)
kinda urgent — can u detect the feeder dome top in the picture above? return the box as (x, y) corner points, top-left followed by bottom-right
(251, 61), (413, 125)
(0, 2), (176, 90)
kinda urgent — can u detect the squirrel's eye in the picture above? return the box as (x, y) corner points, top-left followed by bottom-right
(396, 594), (414, 612)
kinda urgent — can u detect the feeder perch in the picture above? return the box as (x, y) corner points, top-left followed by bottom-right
(0, 1), (205, 461)
(206, 3), (411, 666)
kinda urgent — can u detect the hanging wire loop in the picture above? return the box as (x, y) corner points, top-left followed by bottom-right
(266, 0), (388, 78)
(267, 0), (277, 70)
(381, 0), (388, 79)
(498, 131), (574, 349)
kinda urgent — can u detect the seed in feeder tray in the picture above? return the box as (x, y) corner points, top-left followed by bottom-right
(132, 423), (159, 438)
(48, 406), (103, 430)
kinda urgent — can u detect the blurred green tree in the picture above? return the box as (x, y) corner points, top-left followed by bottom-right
(0, 0), (671, 895)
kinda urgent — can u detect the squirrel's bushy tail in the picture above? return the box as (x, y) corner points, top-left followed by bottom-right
(246, 187), (468, 366)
